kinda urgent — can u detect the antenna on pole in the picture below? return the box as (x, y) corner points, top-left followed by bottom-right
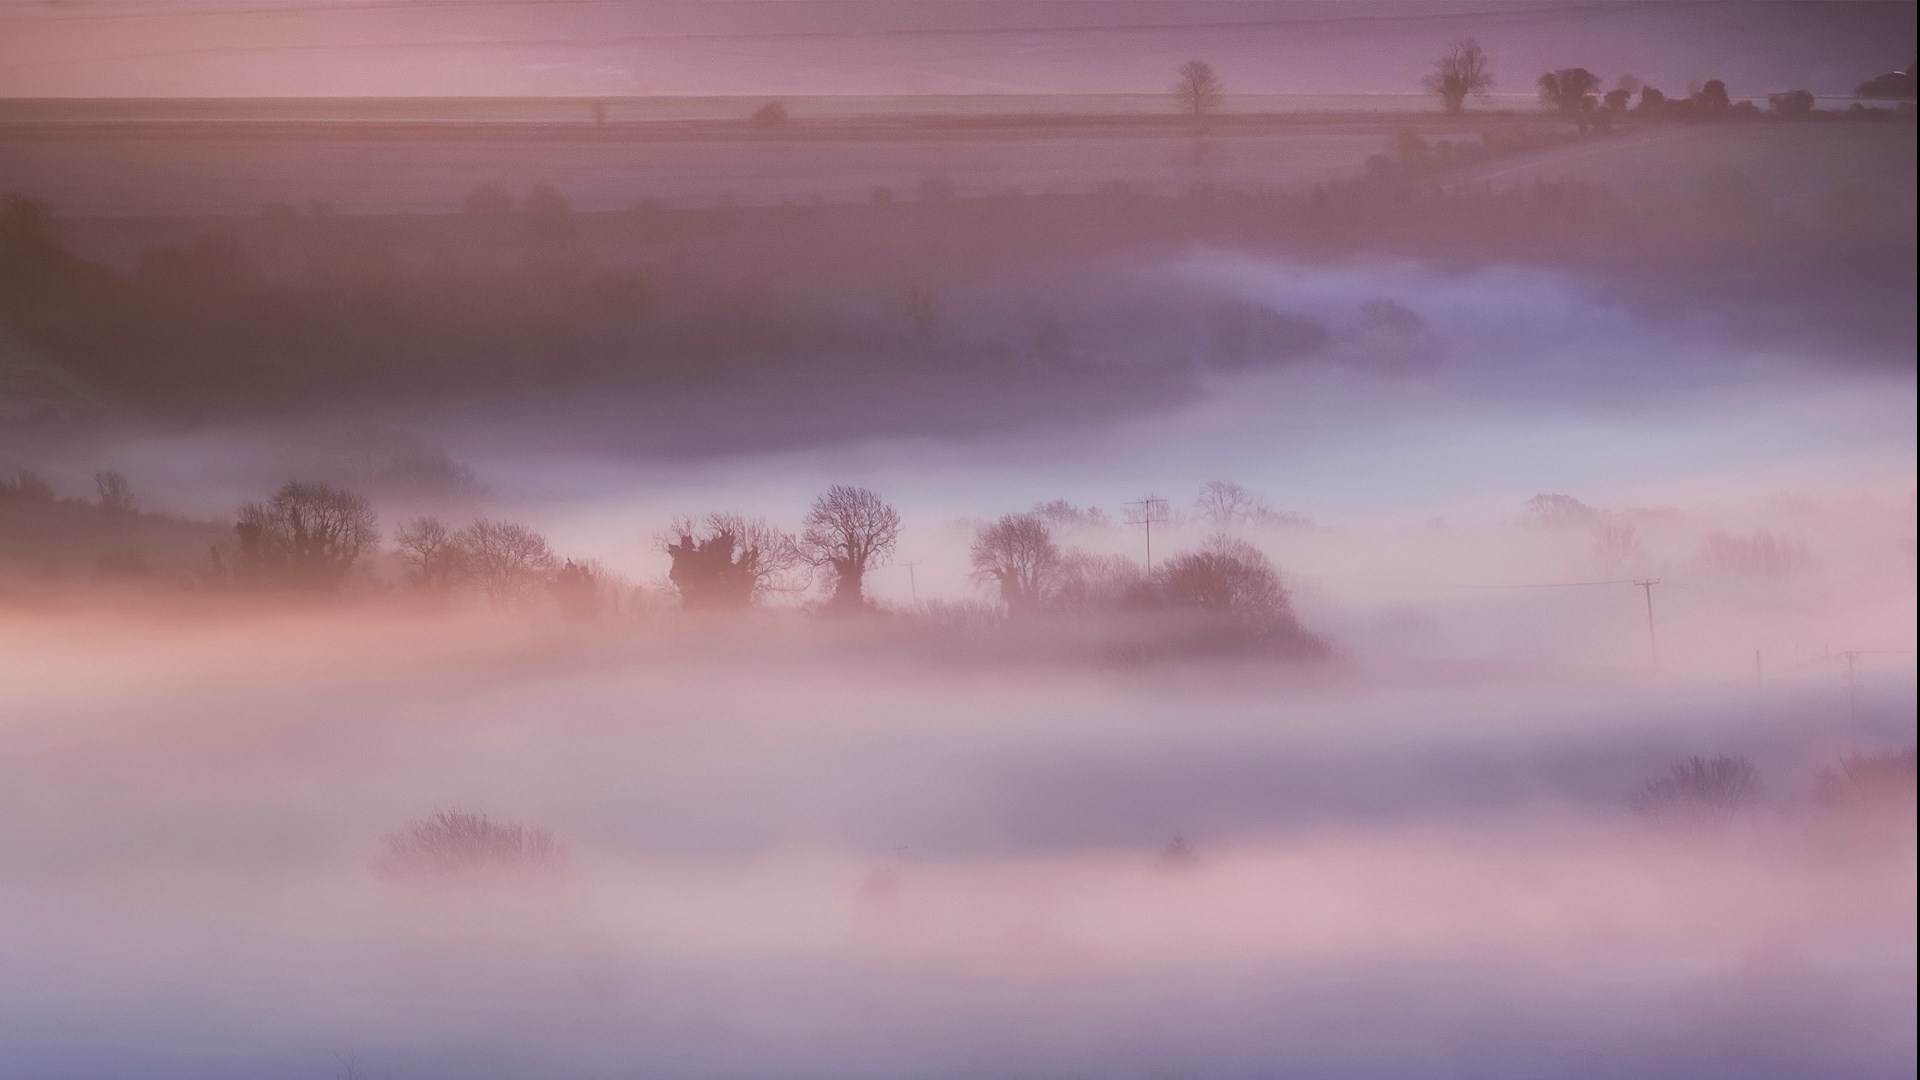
(1124, 495), (1170, 576)
(1633, 578), (1660, 670)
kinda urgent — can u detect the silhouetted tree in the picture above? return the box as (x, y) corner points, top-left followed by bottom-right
(1174, 59), (1224, 130)
(1768, 89), (1815, 116)
(394, 515), (465, 591)
(663, 513), (802, 610)
(551, 559), (600, 622)
(970, 512), (1061, 615)
(751, 100), (791, 129)
(234, 481), (378, 591)
(1538, 68), (1601, 114)
(1522, 493), (1598, 528)
(1155, 536), (1289, 624)
(1855, 64), (1915, 99)
(1196, 480), (1259, 530)
(93, 470), (136, 515)
(1697, 79), (1732, 112)
(455, 518), (556, 609)
(1638, 85), (1668, 112)
(460, 183), (516, 217)
(800, 485), (901, 610)
(1425, 37), (1494, 114)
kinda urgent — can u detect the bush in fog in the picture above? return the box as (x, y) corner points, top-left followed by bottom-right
(751, 100), (790, 129)
(801, 485), (901, 611)
(1143, 535), (1322, 657)
(1630, 756), (1764, 829)
(92, 470), (136, 515)
(233, 481), (378, 591)
(1698, 529), (1811, 577)
(663, 513), (804, 611)
(377, 809), (565, 879)
(1814, 748), (1916, 813)
(0, 469), (55, 503)
(1048, 550), (1149, 615)
(970, 512), (1062, 615)
(1425, 37), (1494, 114)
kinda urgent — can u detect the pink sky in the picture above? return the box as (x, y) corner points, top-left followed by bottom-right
(0, 0), (1909, 98)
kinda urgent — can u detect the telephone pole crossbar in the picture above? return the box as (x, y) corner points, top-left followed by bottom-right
(1124, 495), (1170, 576)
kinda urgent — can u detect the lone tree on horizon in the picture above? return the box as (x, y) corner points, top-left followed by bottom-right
(1425, 37), (1494, 113)
(801, 485), (901, 611)
(1174, 59), (1224, 131)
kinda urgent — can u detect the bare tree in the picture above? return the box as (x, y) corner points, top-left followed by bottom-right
(394, 515), (465, 591)
(800, 485), (902, 610)
(1173, 59), (1224, 130)
(970, 512), (1062, 615)
(234, 480), (378, 590)
(662, 512), (805, 610)
(1425, 38), (1494, 114)
(1196, 480), (1259, 530)
(455, 518), (556, 609)
(1154, 535), (1291, 627)
(900, 279), (940, 345)
(1538, 68), (1602, 114)
(93, 470), (136, 515)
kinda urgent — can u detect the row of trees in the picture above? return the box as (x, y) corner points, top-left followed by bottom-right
(203, 476), (1319, 654)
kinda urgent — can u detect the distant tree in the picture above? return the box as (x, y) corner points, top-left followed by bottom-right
(455, 518), (556, 609)
(970, 512), (1062, 615)
(0, 469), (55, 503)
(376, 809), (564, 879)
(1538, 68), (1601, 114)
(1855, 64), (1915, 99)
(93, 470), (136, 515)
(1814, 748), (1916, 811)
(394, 515), (465, 591)
(1768, 89), (1816, 116)
(460, 183), (516, 217)
(1614, 74), (1643, 99)
(1154, 535), (1290, 625)
(550, 559), (600, 622)
(1048, 550), (1147, 614)
(1603, 87), (1633, 112)
(1631, 756), (1764, 830)
(1522, 493), (1598, 528)
(800, 485), (902, 610)
(662, 513), (803, 610)
(1638, 85), (1668, 112)
(900, 279), (940, 345)
(1030, 500), (1112, 530)
(0, 193), (58, 262)
(234, 481), (378, 591)
(1424, 37), (1494, 114)
(1196, 480), (1260, 530)
(1696, 78), (1732, 112)
(751, 100), (791, 129)
(1173, 59), (1224, 130)
(1699, 529), (1811, 577)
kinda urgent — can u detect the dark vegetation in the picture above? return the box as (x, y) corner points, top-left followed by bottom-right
(377, 809), (566, 879)
(2, 65), (1910, 453)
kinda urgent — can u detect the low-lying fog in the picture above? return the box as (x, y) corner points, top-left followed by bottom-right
(3, 243), (1915, 1078)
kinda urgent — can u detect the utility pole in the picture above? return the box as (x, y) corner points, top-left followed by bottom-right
(1124, 495), (1170, 575)
(901, 561), (922, 605)
(1633, 578), (1660, 669)
(1844, 649), (1859, 723)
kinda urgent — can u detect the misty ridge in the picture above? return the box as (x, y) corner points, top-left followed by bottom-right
(0, 21), (1915, 1080)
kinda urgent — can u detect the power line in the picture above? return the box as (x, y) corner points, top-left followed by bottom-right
(1123, 494), (1169, 576)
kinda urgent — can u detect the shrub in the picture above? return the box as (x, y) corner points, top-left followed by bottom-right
(1814, 748), (1916, 813)
(1630, 755), (1764, 828)
(376, 809), (565, 879)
